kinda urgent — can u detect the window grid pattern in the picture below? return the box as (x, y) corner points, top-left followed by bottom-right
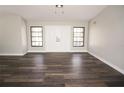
(31, 26), (43, 47)
(73, 27), (84, 47)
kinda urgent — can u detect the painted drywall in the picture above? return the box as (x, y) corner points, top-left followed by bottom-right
(0, 14), (27, 55)
(88, 6), (124, 74)
(27, 21), (88, 52)
(21, 18), (28, 54)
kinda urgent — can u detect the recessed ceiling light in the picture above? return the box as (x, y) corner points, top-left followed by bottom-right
(56, 5), (63, 8)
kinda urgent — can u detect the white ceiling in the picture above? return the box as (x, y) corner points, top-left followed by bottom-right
(0, 5), (107, 21)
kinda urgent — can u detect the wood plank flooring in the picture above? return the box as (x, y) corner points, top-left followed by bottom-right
(0, 53), (124, 87)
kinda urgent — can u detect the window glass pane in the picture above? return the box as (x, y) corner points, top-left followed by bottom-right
(32, 37), (36, 41)
(32, 27), (42, 32)
(74, 37), (77, 41)
(74, 28), (83, 32)
(76, 42), (80, 46)
(79, 42), (83, 46)
(74, 28), (77, 32)
(32, 42), (36, 46)
(32, 42), (43, 46)
(74, 37), (83, 41)
(32, 32), (42, 36)
(32, 32), (38, 36)
(74, 38), (83, 41)
(35, 42), (39, 46)
(74, 33), (83, 36)
(39, 42), (43, 46)
(77, 28), (83, 32)
(38, 33), (42, 36)
(76, 28), (81, 32)
(74, 42), (77, 46)
(38, 37), (42, 41)
(77, 37), (83, 41)
(32, 37), (42, 41)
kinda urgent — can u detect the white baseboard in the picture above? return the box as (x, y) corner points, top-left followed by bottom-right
(27, 50), (88, 53)
(88, 51), (124, 75)
(0, 53), (25, 56)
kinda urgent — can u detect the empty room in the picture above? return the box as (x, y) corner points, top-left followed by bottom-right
(0, 5), (124, 87)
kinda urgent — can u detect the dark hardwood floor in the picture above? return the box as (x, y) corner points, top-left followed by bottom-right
(0, 53), (124, 87)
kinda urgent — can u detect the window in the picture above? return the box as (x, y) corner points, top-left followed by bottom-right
(73, 27), (85, 47)
(30, 26), (43, 47)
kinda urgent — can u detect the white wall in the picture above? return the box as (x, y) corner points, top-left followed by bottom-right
(21, 18), (28, 54)
(88, 6), (124, 74)
(0, 14), (27, 55)
(27, 21), (88, 52)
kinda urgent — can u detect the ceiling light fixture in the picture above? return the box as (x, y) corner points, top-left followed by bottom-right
(56, 5), (63, 8)
(55, 5), (64, 15)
